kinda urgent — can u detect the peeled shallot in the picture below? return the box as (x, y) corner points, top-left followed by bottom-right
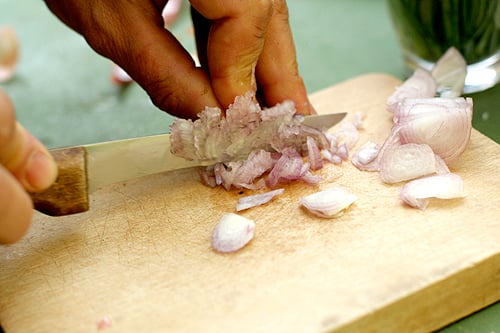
(0, 26), (19, 82)
(400, 173), (465, 210)
(211, 213), (255, 253)
(300, 187), (357, 218)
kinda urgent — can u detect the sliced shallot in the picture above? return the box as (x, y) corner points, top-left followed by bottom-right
(379, 143), (437, 184)
(386, 68), (437, 113)
(400, 173), (465, 210)
(431, 47), (467, 98)
(397, 97), (473, 164)
(300, 187), (357, 218)
(236, 188), (284, 212)
(211, 213), (255, 253)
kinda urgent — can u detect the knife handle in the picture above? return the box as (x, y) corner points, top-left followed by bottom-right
(30, 147), (89, 216)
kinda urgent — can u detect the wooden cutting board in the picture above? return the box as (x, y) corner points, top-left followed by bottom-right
(0, 73), (499, 333)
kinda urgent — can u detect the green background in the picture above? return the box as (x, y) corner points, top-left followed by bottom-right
(1, 0), (499, 331)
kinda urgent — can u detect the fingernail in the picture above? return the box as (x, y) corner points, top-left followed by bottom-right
(24, 150), (58, 192)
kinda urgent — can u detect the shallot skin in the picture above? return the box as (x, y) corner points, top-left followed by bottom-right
(211, 213), (255, 253)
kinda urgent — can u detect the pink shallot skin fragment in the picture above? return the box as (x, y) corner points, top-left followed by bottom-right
(96, 316), (112, 330)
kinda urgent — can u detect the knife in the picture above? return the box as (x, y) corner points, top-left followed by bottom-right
(31, 112), (346, 216)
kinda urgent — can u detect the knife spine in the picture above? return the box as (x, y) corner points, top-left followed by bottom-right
(31, 146), (90, 216)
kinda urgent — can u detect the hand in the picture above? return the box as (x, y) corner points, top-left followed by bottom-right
(0, 90), (58, 244)
(43, 0), (315, 119)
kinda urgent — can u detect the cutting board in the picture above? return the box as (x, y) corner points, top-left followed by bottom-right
(1, 73), (499, 333)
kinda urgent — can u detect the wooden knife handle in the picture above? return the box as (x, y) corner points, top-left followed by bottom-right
(30, 147), (89, 216)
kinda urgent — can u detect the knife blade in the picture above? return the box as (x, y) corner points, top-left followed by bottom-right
(31, 112), (346, 216)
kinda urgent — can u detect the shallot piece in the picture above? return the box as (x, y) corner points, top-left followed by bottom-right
(300, 187), (357, 218)
(351, 141), (380, 171)
(162, 0), (183, 27)
(400, 173), (465, 210)
(379, 143), (438, 184)
(386, 68), (437, 113)
(432, 47), (467, 98)
(111, 64), (133, 85)
(396, 97), (473, 164)
(0, 26), (20, 82)
(211, 213), (255, 253)
(236, 188), (284, 212)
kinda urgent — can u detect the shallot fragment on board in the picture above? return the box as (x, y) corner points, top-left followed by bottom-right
(400, 173), (465, 210)
(211, 213), (255, 253)
(236, 188), (284, 212)
(300, 187), (357, 218)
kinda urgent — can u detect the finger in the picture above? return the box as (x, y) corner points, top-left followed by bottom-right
(254, 0), (316, 115)
(190, 0), (274, 108)
(45, 0), (220, 119)
(0, 90), (58, 192)
(0, 164), (33, 244)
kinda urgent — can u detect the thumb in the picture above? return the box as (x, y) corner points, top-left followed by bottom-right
(0, 90), (58, 193)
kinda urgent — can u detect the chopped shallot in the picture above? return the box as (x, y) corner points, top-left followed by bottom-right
(236, 188), (284, 212)
(171, 92), (346, 190)
(400, 173), (465, 210)
(300, 187), (357, 218)
(211, 213), (255, 253)
(0, 26), (19, 82)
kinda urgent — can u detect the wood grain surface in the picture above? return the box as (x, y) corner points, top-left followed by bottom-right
(0, 73), (499, 333)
